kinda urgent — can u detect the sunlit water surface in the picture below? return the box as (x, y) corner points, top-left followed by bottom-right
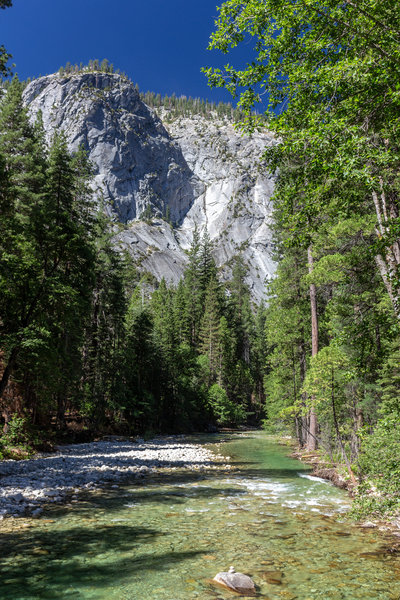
(1, 432), (400, 599)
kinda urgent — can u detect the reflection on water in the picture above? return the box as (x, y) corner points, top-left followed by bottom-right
(0, 432), (399, 599)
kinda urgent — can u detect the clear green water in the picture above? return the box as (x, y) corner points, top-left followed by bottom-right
(1, 432), (400, 600)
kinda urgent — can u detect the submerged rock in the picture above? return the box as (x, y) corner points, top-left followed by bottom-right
(213, 566), (256, 595)
(260, 569), (284, 584)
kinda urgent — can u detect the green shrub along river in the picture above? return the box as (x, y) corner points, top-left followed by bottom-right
(0, 432), (399, 599)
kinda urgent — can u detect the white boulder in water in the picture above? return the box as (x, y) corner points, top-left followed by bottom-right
(213, 566), (256, 595)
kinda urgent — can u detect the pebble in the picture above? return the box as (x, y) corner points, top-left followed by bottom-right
(0, 437), (225, 518)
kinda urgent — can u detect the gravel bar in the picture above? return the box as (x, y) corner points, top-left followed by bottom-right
(0, 436), (227, 519)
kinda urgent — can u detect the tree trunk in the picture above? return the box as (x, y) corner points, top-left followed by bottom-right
(298, 336), (308, 447)
(56, 330), (70, 430)
(307, 246), (318, 451)
(350, 399), (363, 461)
(291, 346), (304, 446)
(331, 367), (357, 484)
(372, 185), (400, 318)
(294, 251), (308, 447)
(0, 346), (19, 400)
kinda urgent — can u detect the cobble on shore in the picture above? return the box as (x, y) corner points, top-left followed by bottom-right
(0, 436), (226, 519)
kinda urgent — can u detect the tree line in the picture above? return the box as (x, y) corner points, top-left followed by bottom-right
(58, 58), (128, 79)
(59, 59), (246, 122)
(140, 90), (245, 122)
(5, 56), (247, 124)
(57, 58), (246, 121)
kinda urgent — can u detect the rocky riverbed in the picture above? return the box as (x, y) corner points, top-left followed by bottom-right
(0, 436), (227, 519)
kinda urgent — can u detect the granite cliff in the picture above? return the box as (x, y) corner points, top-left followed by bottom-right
(23, 72), (276, 301)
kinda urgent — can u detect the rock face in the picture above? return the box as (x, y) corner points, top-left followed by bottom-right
(168, 113), (276, 301)
(23, 72), (276, 301)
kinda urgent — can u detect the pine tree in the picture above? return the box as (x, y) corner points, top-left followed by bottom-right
(79, 208), (127, 428)
(199, 277), (223, 384)
(183, 228), (203, 346)
(198, 231), (218, 294)
(0, 1), (12, 77)
(0, 77), (44, 201)
(33, 133), (95, 426)
(378, 343), (400, 418)
(0, 78), (47, 407)
(228, 255), (254, 364)
(173, 279), (190, 344)
(123, 292), (159, 431)
(0, 106), (96, 428)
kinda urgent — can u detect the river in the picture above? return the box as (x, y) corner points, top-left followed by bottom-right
(0, 432), (399, 599)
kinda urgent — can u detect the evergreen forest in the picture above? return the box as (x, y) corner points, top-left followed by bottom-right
(0, 78), (266, 451)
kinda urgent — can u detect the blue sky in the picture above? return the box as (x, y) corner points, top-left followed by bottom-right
(1, 0), (254, 104)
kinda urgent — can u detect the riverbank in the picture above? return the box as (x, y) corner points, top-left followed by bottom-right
(290, 448), (353, 492)
(0, 436), (229, 519)
(288, 442), (400, 538)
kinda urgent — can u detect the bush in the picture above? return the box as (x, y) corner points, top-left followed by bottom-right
(207, 384), (245, 426)
(351, 415), (400, 518)
(0, 414), (39, 458)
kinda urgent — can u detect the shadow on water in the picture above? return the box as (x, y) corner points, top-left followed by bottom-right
(231, 466), (312, 479)
(0, 523), (205, 598)
(22, 481), (250, 523)
(0, 459), (253, 598)
(0, 524), (163, 561)
(23, 460), (309, 523)
(2, 433), (400, 599)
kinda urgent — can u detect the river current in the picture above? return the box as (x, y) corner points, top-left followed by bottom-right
(0, 432), (399, 599)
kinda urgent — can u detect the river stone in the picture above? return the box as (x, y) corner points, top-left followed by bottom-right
(360, 521), (376, 528)
(260, 570), (283, 584)
(213, 566), (256, 595)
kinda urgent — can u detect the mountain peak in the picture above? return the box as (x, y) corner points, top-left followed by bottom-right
(23, 70), (276, 301)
